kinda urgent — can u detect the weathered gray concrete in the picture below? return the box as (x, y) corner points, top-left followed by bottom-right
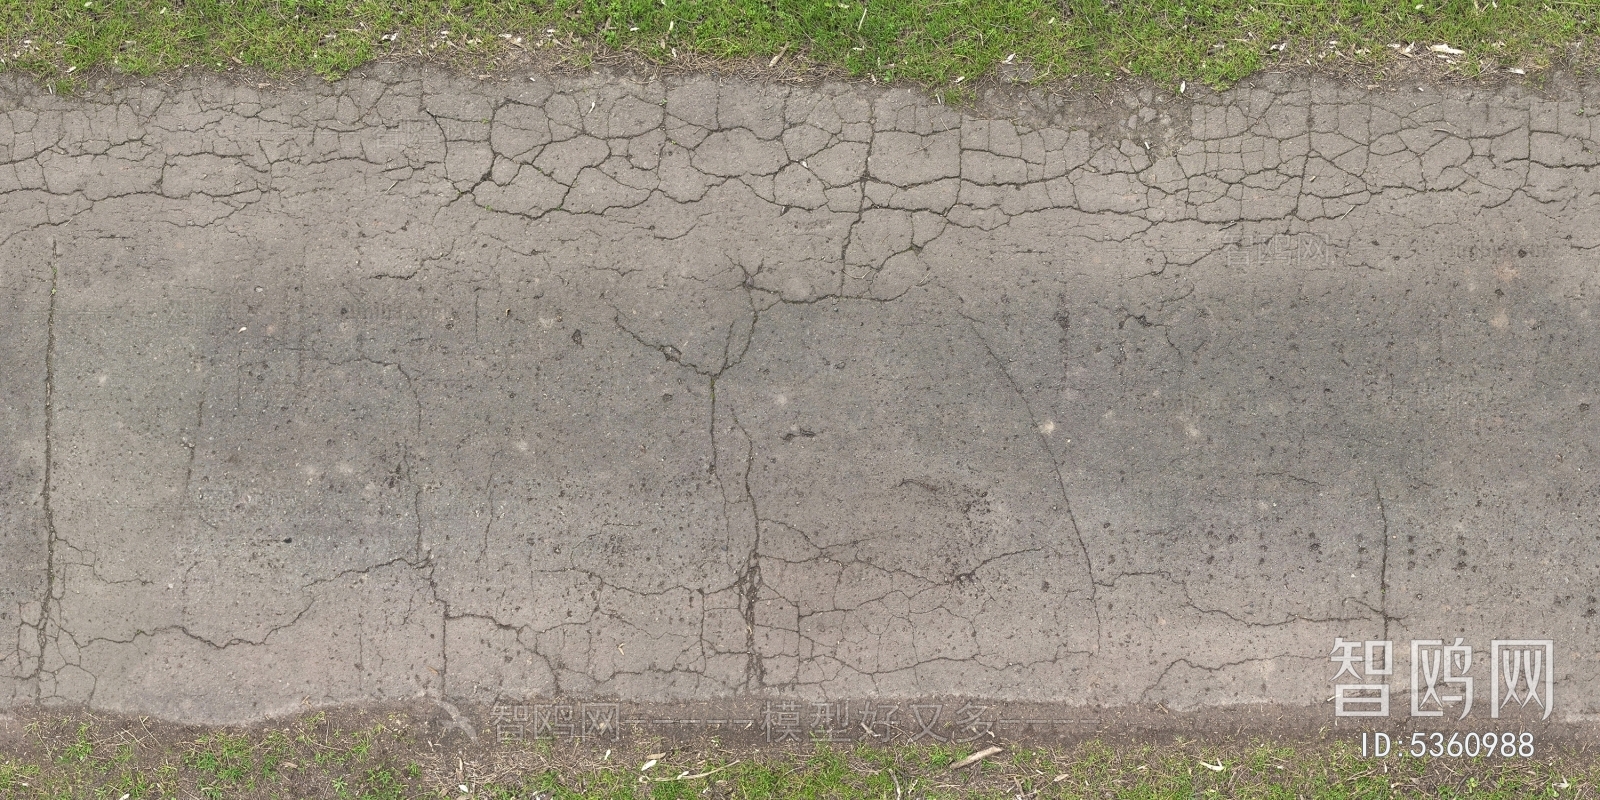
(1, 65), (1598, 733)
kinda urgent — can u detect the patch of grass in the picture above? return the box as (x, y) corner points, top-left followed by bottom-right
(0, 760), (43, 792)
(54, 723), (93, 765)
(2, 710), (1599, 799)
(0, 0), (1596, 92)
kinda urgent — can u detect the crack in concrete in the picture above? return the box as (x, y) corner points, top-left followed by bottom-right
(27, 247), (60, 699)
(1375, 476), (1393, 644)
(953, 308), (1104, 650)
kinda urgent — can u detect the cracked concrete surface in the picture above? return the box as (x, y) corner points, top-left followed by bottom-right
(2, 65), (1599, 727)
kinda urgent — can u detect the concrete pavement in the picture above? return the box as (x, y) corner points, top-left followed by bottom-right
(1, 65), (1598, 740)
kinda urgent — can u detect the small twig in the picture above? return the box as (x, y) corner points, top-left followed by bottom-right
(643, 760), (739, 783)
(949, 745), (1005, 771)
(857, 5), (868, 30)
(768, 44), (788, 67)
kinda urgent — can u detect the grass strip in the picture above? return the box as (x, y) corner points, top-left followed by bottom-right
(0, 710), (1596, 798)
(1, 0), (1598, 92)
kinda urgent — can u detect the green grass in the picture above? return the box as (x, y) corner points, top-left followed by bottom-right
(1, 711), (1598, 799)
(0, 0), (1597, 92)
